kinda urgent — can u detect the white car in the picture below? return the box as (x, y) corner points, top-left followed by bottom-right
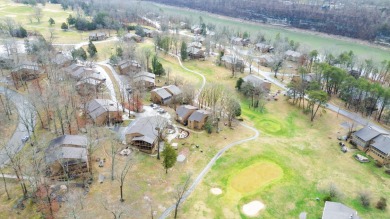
(21, 135), (29, 143)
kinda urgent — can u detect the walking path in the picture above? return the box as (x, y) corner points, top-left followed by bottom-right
(157, 52), (259, 219)
(159, 123), (259, 219)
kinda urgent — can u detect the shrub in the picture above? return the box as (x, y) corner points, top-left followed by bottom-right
(359, 192), (371, 208)
(375, 161), (383, 168)
(323, 195), (332, 202)
(376, 197), (387, 210)
(328, 183), (339, 199)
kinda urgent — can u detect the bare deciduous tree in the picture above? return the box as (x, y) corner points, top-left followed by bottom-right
(173, 174), (191, 219)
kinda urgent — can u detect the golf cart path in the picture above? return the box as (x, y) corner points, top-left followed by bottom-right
(158, 53), (259, 219)
(159, 123), (259, 219)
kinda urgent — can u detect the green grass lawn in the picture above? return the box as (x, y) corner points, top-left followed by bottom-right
(0, 0), (93, 43)
(141, 2), (390, 62)
(143, 50), (389, 219)
(179, 99), (390, 218)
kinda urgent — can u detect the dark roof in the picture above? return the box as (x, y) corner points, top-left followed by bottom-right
(255, 43), (272, 49)
(134, 72), (155, 79)
(371, 135), (390, 154)
(176, 105), (198, 118)
(86, 99), (121, 120)
(243, 75), (269, 86)
(47, 135), (88, 149)
(163, 85), (182, 96)
(53, 53), (72, 65)
(45, 147), (88, 164)
(125, 116), (167, 144)
(285, 50), (302, 58)
(134, 76), (155, 84)
(188, 109), (210, 122)
(119, 60), (141, 70)
(353, 126), (386, 142)
(322, 201), (361, 219)
(152, 88), (172, 99)
(221, 55), (243, 64)
(45, 135), (88, 164)
(12, 62), (40, 72)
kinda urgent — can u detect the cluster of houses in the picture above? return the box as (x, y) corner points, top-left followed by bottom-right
(350, 125), (390, 165)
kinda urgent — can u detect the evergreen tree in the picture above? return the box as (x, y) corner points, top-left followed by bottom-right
(61, 22), (68, 30)
(180, 41), (188, 61)
(162, 144), (177, 174)
(87, 40), (97, 57)
(48, 17), (55, 26)
(152, 55), (165, 76)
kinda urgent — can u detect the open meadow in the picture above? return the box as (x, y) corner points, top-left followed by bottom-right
(0, 0), (94, 44)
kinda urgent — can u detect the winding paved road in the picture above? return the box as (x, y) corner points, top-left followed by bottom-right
(0, 86), (35, 167)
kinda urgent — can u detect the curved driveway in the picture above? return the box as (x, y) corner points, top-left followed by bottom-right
(0, 86), (35, 167)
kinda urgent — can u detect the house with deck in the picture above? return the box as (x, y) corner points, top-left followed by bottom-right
(188, 109), (211, 130)
(76, 76), (106, 96)
(45, 135), (89, 180)
(89, 32), (107, 41)
(255, 43), (273, 53)
(176, 105), (198, 125)
(124, 33), (142, 42)
(285, 50), (303, 62)
(125, 116), (167, 154)
(242, 74), (272, 93)
(118, 59), (142, 75)
(11, 61), (43, 81)
(187, 47), (205, 60)
(221, 55), (245, 73)
(256, 54), (275, 67)
(367, 134), (390, 165)
(85, 99), (123, 125)
(133, 72), (155, 88)
(350, 125), (387, 151)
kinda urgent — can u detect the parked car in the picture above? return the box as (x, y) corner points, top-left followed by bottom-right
(21, 135), (29, 143)
(157, 108), (166, 114)
(341, 146), (348, 153)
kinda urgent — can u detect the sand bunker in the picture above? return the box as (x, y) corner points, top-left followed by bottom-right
(210, 188), (222, 195)
(242, 200), (265, 217)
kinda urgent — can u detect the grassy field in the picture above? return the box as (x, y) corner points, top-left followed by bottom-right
(0, 0), (91, 43)
(140, 2), (390, 62)
(180, 98), (390, 219)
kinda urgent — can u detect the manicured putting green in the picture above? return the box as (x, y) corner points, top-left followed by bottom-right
(257, 118), (284, 135)
(230, 162), (283, 194)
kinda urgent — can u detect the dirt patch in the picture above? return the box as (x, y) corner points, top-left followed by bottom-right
(242, 200), (265, 217)
(210, 188), (222, 195)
